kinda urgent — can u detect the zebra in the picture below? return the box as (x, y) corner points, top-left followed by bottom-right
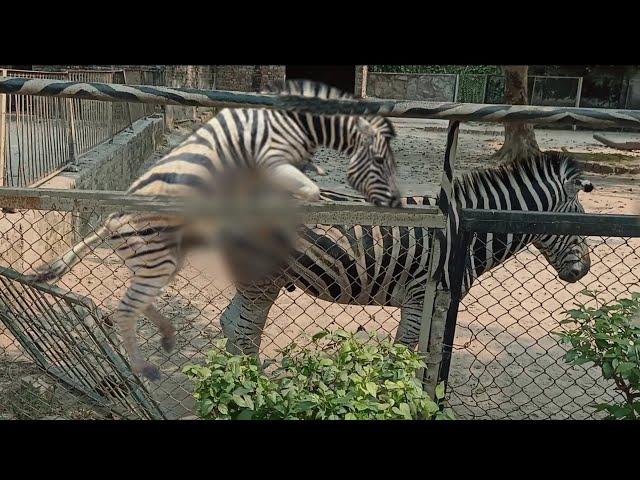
(28, 80), (401, 381)
(221, 150), (594, 355)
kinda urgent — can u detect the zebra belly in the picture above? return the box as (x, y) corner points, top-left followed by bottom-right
(282, 223), (433, 308)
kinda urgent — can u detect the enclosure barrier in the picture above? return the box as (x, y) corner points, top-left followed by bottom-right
(1, 76), (640, 127)
(0, 78), (638, 419)
(0, 72), (165, 188)
(442, 211), (640, 419)
(0, 189), (444, 419)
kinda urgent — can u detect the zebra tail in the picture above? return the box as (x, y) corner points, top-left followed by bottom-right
(30, 226), (110, 283)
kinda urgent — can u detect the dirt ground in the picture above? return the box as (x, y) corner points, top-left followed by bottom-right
(1, 118), (638, 420)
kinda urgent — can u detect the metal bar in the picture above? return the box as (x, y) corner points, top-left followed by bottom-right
(453, 74), (459, 103)
(0, 69), (6, 186)
(64, 70), (77, 165)
(436, 229), (473, 394)
(2, 76), (640, 127)
(417, 120), (461, 397)
(0, 187), (445, 228)
(120, 70), (134, 132)
(460, 209), (640, 237)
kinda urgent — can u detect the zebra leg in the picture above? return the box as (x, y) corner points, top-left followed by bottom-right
(267, 163), (321, 201)
(145, 304), (176, 353)
(116, 265), (178, 381)
(221, 283), (281, 357)
(395, 303), (423, 350)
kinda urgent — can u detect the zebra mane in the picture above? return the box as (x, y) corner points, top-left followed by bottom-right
(262, 79), (354, 100)
(455, 151), (582, 195)
(263, 79), (396, 138)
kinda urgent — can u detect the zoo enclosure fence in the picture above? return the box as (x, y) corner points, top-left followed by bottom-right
(0, 189), (445, 419)
(0, 68), (165, 188)
(0, 77), (639, 419)
(443, 210), (640, 419)
(0, 190), (637, 420)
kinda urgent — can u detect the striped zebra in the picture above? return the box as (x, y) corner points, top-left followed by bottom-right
(221, 150), (594, 354)
(28, 80), (401, 381)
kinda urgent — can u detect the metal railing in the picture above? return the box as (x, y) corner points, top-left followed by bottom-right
(439, 211), (640, 419)
(0, 70), (165, 188)
(0, 190), (442, 419)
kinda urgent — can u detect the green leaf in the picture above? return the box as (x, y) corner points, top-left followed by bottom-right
(236, 409), (254, 420)
(312, 331), (329, 341)
(200, 399), (214, 416)
(365, 382), (378, 398)
(294, 401), (316, 413)
(435, 382), (446, 400)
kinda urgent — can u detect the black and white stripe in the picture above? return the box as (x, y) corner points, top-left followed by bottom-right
(31, 80), (400, 381)
(222, 151), (594, 354)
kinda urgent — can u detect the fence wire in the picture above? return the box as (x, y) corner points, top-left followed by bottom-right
(0, 202), (441, 419)
(0, 197), (637, 420)
(448, 234), (640, 419)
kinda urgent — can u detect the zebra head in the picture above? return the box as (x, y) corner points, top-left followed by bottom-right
(347, 116), (401, 208)
(262, 79), (402, 208)
(533, 161), (594, 283)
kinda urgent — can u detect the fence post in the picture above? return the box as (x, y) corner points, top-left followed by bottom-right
(482, 74), (489, 104)
(121, 70), (134, 131)
(0, 69), (6, 186)
(574, 77), (584, 131)
(417, 120), (460, 398)
(436, 228), (472, 393)
(63, 73), (78, 167)
(453, 74), (460, 102)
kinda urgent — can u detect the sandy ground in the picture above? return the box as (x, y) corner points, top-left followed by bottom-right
(1, 119), (638, 419)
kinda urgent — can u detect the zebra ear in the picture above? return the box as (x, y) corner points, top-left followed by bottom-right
(356, 117), (376, 145)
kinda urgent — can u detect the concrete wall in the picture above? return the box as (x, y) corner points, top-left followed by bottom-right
(163, 65), (286, 127)
(41, 116), (164, 191)
(215, 65), (285, 91)
(366, 72), (457, 101)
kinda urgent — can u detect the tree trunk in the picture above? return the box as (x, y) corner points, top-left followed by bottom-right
(492, 66), (541, 163)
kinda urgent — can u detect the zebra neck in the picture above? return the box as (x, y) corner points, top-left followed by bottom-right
(452, 163), (563, 292)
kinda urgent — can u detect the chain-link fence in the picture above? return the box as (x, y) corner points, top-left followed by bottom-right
(1, 190), (637, 420)
(0, 191), (445, 419)
(445, 212), (640, 420)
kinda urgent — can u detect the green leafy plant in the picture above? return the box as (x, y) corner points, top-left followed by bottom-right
(183, 330), (454, 420)
(556, 291), (640, 419)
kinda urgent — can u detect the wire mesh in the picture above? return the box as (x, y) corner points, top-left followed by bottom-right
(0, 200), (441, 419)
(447, 234), (640, 419)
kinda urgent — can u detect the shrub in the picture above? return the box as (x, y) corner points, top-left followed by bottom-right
(556, 291), (640, 419)
(183, 330), (454, 420)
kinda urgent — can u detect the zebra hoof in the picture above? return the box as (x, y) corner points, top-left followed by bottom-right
(161, 334), (176, 353)
(140, 364), (161, 382)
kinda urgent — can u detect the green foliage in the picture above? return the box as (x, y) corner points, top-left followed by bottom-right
(183, 330), (454, 420)
(556, 291), (640, 420)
